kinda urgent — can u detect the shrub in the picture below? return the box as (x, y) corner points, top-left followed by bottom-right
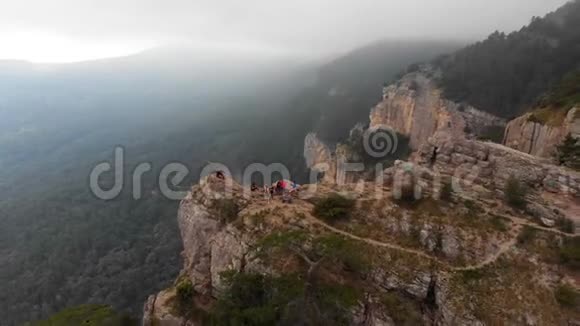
(555, 285), (579, 308)
(176, 279), (194, 306)
(460, 269), (486, 283)
(490, 216), (509, 232)
(213, 199), (239, 225)
(504, 175), (527, 208)
(380, 292), (423, 325)
(517, 227), (536, 246)
(211, 271), (305, 325)
(440, 182), (453, 202)
(556, 217), (575, 234)
(313, 194), (355, 222)
(560, 237), (580, 270)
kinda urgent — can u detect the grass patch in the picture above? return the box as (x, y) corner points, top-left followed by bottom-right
(313, 194), (355, 222)
(527, 107), (569, 127)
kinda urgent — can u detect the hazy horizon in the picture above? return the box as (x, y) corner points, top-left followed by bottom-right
(0, 0), (570, 63)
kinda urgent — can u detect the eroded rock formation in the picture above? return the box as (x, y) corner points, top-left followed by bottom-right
(370, 68), (505, 150)
(382, 132), (580, 230)
(503, 107), (580, 158)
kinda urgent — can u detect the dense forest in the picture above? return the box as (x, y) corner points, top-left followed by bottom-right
(0, 41), (458, 325)
(436, 0), (580, 118)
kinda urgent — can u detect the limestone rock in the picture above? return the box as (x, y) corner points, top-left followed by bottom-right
(503, 107), (579, 159)
(370, 67), (505, 150)
(303, 133), (336, 184)
(441, 228), (460, 259)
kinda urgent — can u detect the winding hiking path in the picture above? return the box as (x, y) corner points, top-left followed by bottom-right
(249, 188), (575, 273)
(303, 204), (574, 272)
(306, 214), (448, 266)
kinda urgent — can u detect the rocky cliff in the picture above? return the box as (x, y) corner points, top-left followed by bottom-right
(386, 131), (580, 229)
(143, 148), (580, 325)
(370, 68), (505, 150)
(503, 107), (580, 159)
(145, 67), (580, 326)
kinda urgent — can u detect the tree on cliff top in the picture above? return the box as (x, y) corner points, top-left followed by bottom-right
(436, 0), (580, 117)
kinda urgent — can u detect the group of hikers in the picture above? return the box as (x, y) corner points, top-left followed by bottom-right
(252, 179), (300, 203)
(214, 170), (299, 203)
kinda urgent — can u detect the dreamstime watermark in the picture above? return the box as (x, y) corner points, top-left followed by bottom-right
(87, 127), (508, 202)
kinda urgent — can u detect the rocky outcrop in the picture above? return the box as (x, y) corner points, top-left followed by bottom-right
(503, 107), (580, 158)
(414, 132), (579, 198)
(370, 68), (505, 150)
(143, 175), (258, 325)
(178, 189), (250, 296)
(382, 132), (580, 229)
(303, 131), (364, 184)
(303, 133), (336, 183)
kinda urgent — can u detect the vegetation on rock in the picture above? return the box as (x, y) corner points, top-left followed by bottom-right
(380, 292), (424, 325)
(175, 279), (194, 310)
(313, 194), (356, 222)
(213, 198), (240, 225)
(504, 175), (527, 208)
(557, 134), (580, 170)
(560, 237), (580, 270)
(555, 285), (580, 308)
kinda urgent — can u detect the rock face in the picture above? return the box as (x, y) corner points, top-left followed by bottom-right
(503, 107), (580, 159)
(303, 132), (336, 184)
(413, 132), (579, 199)
(303, 131), (364, 184)
(370, 68), (505, 150)
(382, 132), (580, 229)
(178, 190), (249, 296)
(143, 175), (255, 325)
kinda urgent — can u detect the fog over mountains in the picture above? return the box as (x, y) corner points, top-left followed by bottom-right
(0, 39), (461, 324)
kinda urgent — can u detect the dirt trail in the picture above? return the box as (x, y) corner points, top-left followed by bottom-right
(453, 224), (522, 271)
(246, 187), (575, 272)
(306, 214), (447, 266)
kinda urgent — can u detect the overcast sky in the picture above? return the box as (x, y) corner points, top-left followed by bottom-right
(0, 0), (570, 62)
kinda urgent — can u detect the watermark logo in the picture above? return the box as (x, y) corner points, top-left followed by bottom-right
(363, 125), (398, 158)
(88, 128), (542, 203)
